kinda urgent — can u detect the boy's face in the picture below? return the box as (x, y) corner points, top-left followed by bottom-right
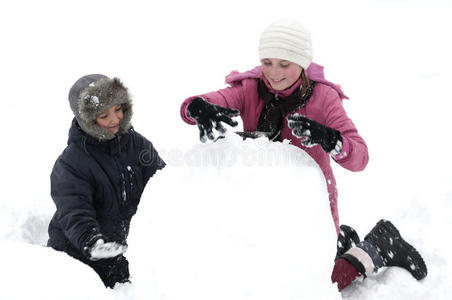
(96, 104), (124, 135)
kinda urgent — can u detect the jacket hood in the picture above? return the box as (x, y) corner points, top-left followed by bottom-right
(68, 74), (133, 141)
(68, 118), (130, 155)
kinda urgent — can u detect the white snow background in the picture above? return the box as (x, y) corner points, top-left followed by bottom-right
(1, 0), (451, 299)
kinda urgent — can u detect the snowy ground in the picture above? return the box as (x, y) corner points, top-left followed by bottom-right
(1, 0), (452, 299)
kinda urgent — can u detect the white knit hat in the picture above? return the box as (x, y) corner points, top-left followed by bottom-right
(259, 19), (313, 69)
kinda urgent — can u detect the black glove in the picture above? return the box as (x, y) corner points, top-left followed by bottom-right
(187, 97), (239, 142)
(287, 114), (342, 153)
(98, 255), (130, 288)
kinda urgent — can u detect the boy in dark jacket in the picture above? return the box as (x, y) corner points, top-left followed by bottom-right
(47, 74), (165, 288)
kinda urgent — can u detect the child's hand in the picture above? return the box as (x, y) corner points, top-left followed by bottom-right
(287, 114), (342, 153)
(89, 239), (127, 261)
(187, 97), (239, 142)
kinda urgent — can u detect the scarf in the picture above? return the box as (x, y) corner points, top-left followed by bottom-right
(256, 78), (315, 140)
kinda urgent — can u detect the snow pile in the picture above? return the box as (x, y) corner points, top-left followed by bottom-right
(0, 134), (340, 299)
(1, 132), (451, 299)
(0, 240), (107, 300)
(0, 202), (51, 246)
(128, 132), (338, 299)
(341, 193), (452, 300)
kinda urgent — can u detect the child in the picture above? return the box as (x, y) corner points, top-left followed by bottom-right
(180, 19), (368, 234)
(47, 74), (165, 288)
(179, 19), (427, 292)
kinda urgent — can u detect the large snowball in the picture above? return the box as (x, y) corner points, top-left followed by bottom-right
(128, 133), (339, 299)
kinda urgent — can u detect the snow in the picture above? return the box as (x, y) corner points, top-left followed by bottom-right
(128, 133), (338, 299)
(0, 241), (107, 300)
(91, 95), (100, 106)
(1, 135), (340, 300)
(1, 0), (452, 299)
(89, 239), (128, 261)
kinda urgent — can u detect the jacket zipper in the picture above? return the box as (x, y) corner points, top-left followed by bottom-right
(113, 155), (127, 203)
(126, 165), (134, 192)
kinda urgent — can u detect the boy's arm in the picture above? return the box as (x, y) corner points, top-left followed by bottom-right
(50, 158), (102, 257)
(139, 137), (166, 186)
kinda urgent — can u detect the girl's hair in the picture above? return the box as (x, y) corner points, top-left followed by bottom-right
(300, 69), (310, 96)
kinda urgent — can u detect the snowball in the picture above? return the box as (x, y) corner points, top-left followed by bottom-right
(128, 134), (339, 300)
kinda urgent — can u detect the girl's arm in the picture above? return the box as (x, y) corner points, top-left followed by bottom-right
(323, 89), (369, 172)
(180, 83), (246, 125)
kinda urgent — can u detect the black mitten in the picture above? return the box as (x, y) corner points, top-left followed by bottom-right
(187, 97), (239, 142)
(103, 255), (130, 288)
(95, 255), (130, 288)
(287, 114), (342, 153)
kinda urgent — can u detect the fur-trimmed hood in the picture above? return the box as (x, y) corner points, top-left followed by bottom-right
(68, 74), (133, 141)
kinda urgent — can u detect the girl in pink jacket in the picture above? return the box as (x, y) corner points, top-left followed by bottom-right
(180, 19), (427, 292)
(180, 19), (368, 234)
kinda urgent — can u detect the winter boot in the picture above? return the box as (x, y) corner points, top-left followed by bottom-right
(364, 219), (427, 280)
(335, 224), (361, 261)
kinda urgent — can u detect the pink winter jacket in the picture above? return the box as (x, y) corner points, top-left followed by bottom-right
(180, 63), (369, 233)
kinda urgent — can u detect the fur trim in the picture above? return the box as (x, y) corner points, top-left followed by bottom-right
(76, 77), (133, 141)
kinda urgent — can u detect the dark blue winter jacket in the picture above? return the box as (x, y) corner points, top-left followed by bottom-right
(47, 118), (165, 258)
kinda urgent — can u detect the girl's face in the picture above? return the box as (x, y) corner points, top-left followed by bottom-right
(261, 58), (303, 91)
(96, 104), (124, 135)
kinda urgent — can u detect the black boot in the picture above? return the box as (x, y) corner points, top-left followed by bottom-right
(364, 219), (427, 280)
(335, 224), (361, 261)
